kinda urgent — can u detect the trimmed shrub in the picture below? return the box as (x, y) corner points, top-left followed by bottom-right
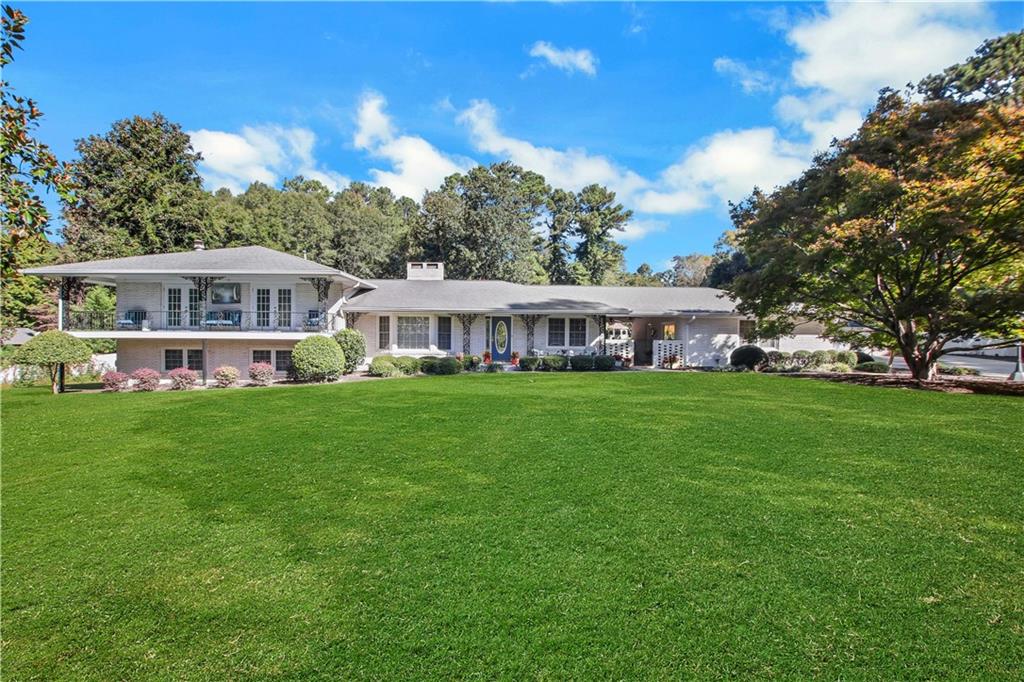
(593, 355), (616, 371)
(569, 355), (595, 371)
(419, 357), (439, 375)
(248, 362), (275, 386)
(826, 362), (852, 373)
(792, 350), (812, 367)
(485, 361), (503, 373)
(131, 367), (161, 391)
(855, 361), (890, 374)
(436, 357), (462, 375)
(766, 350), (791, 366)
(466, 355), (482, 371)
(855, 350), (875, 364)
(392, 356), (421, 375)
(213, 365), (240, 388)
(519, 356), (542, 371)
(292, 336), (345, 382)
(333, 328), (366, 374)
(808, 350), (830, 367)
(939, 364), (982, 377)
(11, 329), (94, 394)
(729, 344), (769, 370)
(824, 349), (839, 363)
(368, 356), (402, 378)
(543, 355), (568, 371)
(836, 350), (858, 366)
(169, 367), (199, 390)
(101, 371), (130, 392)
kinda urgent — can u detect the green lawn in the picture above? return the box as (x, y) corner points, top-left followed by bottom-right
(3, 373), (1022, 679)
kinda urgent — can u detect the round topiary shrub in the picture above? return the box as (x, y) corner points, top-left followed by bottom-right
(131, 367), (161, 391)
(569, 355), (595, 371)
(767, 350), (791, 366)
(824, 349), (839, 363)
(792, 350), (811, 367)
(519, 356), (542, 371)
(392, 356), (421, 375)
(333, 328), (366, 374)
(828, 362), (852, 373)
(213, 365), (240, 388)
(368, 356), (402, 377)
(11, 329), (94, 394)
(855, 361), (890, 374)
(729, 344), (769, 370)
(419, 357), (439, 375)
(593, 355), (616, 371)
(248, 362), (275, 386)
(542, 355), (568, 371)
(292, 336), (345, 382)
(836, 350), (858, 366)
(855, 350), (875, 364)
(168, 367), (199, 390)
(435, 357), (462, 375)
(101, 371), (130, 392)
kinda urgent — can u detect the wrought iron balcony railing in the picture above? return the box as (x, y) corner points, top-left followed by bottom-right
(64, 309), (335, 333)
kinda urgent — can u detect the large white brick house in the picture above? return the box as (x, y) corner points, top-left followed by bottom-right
(24, 244), (838, 379)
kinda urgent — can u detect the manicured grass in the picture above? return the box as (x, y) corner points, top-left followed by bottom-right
(3, 373), (1022, 679)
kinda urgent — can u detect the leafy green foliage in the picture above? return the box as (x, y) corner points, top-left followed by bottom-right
(333, 328), (366, 375)
(593, 355), (616, 371)
(1, 6), (75, 277)
(11, 330), (92, 393)
(569, 355), (595, 371)
(729, 345), (769, 370)
(1, 235), (56, 331)
(729, 51), (1024, 380)
(61, 114), (210, 260)
(291, 336), (345, 382)
(391, 356), (421, 375)
(519, 356), (542, 371)
(855, 361), (891, 374)
(542, 355), (568, 371)
(368, 356), (402, 378)
(434, 357), (461, 375)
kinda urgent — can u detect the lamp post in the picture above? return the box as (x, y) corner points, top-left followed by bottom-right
(1010, 341), (1024, 382)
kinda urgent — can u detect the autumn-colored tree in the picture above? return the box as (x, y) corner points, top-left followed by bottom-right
(1, 6), (75, 277)
(729, 76), (1023, 380)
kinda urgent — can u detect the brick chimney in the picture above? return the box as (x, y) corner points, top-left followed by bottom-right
(406, 262), (444, 280)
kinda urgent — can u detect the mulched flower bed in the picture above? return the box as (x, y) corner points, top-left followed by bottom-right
(780, 371), (1024, 396)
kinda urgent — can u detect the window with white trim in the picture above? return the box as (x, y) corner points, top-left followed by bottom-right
(547, 318), (565, 346)
(569, 318), (587, 346)
(437, 316), (452, 350)
(378, 316), (390, 350)
(252, 350), (272, 365)
(397, 316), (429, 349)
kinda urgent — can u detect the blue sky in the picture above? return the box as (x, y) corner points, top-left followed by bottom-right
(11, 2), (1021, 269)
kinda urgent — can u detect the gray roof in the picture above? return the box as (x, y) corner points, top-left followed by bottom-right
(22, 246), (372, 286)
(346, 279), (736, 315)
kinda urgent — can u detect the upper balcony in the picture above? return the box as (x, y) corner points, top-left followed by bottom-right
(64, 309), (339, 335)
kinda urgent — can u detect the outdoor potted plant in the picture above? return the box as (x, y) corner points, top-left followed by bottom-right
(663, 354), (678, 369)
(613, 353), (624, 368)
(482, 350), (492, 364)
(510, 351), (520, 367)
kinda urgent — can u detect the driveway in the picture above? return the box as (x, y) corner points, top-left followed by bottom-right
(888, 353), (1019, 379)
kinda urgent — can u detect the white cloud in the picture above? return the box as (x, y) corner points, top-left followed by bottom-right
(354, 91), (472, 200)
(778, 1), (992, 151)
(189, 125), (349, 194)
(458, 99), (647, 200)
(620, 218), (667, 241)
(527, 41), (598, 76)
(713, 57), (773, 94)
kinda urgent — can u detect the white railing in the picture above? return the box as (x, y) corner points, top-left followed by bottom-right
(653, 340), (688, 368)
(604, 339), (634, 358)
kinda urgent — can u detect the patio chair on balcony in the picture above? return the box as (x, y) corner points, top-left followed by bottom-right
(304, 309), (324, 331)
(116, 310), (148, 330)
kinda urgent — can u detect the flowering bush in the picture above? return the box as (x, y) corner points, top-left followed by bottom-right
(248, 362), (275, 386)
(168, 367), (198, 390)
(131, 367), (161, 391)
(101, 371), (130, 392)
(213, 365), (240, 388)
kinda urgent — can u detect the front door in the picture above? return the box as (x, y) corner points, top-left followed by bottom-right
(490, 316), (512, 361)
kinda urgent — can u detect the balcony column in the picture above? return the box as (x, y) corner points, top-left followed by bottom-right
(302, 278), (332, 330)
(56, 277), (83, 393)
(515, 314), (544, 356)
(455, 314), (478, 355)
